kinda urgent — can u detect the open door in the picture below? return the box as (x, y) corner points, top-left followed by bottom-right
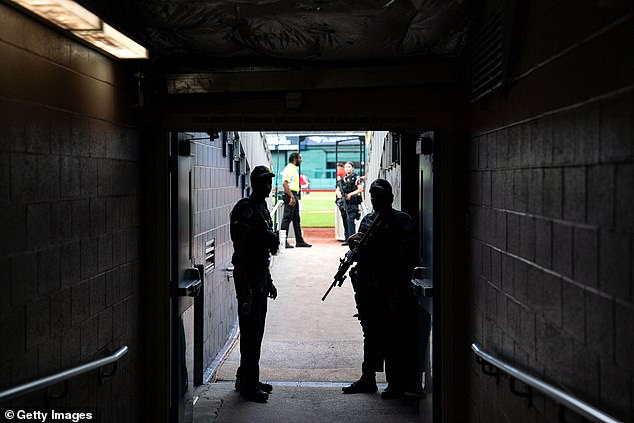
(169, 133), (202, 423)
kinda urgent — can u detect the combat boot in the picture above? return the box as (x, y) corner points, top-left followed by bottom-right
(342, 374), (378, 394)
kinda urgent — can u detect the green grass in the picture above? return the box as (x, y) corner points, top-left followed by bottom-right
(299, 191), (336, 227)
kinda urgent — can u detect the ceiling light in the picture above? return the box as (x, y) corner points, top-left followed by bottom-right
(9, 0), (148, 59)
(73, 23), (148, 59)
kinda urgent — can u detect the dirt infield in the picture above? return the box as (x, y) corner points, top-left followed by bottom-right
(301, 227), (340, 244)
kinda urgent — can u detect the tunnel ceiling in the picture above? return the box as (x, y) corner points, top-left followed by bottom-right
(82, 0), (469, 64)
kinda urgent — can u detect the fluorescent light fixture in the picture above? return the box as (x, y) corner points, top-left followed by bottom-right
(9, 0), (148, 59)
(73, 23), (148, 59)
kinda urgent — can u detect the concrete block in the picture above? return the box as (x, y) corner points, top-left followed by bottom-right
(112, 301), (126, 339)
(562, 281), (585, 340)
(112, 230), (125, 267)
(520, 215), (536, 262)
(530, 116), (553, 166)
(535, 318), (574, 390)
(38, 247), (60, 296)
(587, 165), (615, 226)
(574, 103), (600, 165)
(520, 307), (536, 354)
(98, 307), (113, 350)
(585, 292), (614, 361)
(10, 253), (37, 306)
(71, 115), (91, 157)
(563, 167), (587, 223)
(520, 123), (535, 167)
(26, 296), (51, 348)
(71, 199), (90, 241)
(491, 171), (503, 209)
(615, 164), (634, 230)
(478, 135), (488, 169)
(50, 288), (71, 337)
(535, 218), (552, 268)
(615, 303), (634, 371)
(105, 268), (120, 308)
(496, 290), (507, 328)
(80, 316), (99, 360)
(106, 197), (121, 232)
(0, 204), (26, 255)
(71, 281), (91, 326)
(38, 337), (61, 379)
(600, 360), (631, 421)
(0, 153), (9, 206)
(600, 92), (634, 162)
(90, 197), (106, 238)
(36, 155), (60, 201)
(10, 153), (38, 203)
(574, 227), (598, 288)
(470, 171), (480, 205)
(0, 305), (26, 362)
(553, 222), (573, 279)
(508, 125), (521, 168)
(494, 210), (507, 250)
(26, 202), (51, 249)
(501, 254), (514, 296)
(90, 119), (109, 159)
(60, 156), (81, 199)
(98, 234), (113, 273)
(543, 168), (563, 219)
(49, 111), (72, 157)
(488, 132), (498, 169)
(482, 171), (491, 207)
(514, 260), (529, 306)
(599, 229), (631, 300)
(552, 110), (576, 165)
(526, 265), (544, 313)
(98, 159), (113, 197)
(528, 169), (544, 216)
(90, 275), (106, 317)
(491, 249), (502, 288)
(496, 128), (509, 168)
(80, 238), (98, 281)
(60, 325), (81, 369)
(50, 201), (72, 244)
(513, 170), (529, 212)
(482, 245), (491, 282)
(79, 158), (99, 197)
(60, 241), (80, 288)
(507, 298), (521, 339)
(541, 273), (563, 327)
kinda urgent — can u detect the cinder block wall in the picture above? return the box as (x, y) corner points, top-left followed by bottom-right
(468, 2), (633, 422)
(188, 132), (242, 375)
(0, 4), (143, 421)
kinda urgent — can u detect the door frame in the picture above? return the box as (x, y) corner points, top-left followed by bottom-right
(146, 85), (468, 423)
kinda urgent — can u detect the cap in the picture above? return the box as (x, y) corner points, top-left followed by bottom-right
(250, 165), (275, 180)
(369, 179), (393, 197)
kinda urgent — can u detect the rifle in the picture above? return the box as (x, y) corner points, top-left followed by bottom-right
(321, 210), (386, 301)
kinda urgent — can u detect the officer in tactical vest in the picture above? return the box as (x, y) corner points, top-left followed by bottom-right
(230, 165), (279, 403)
(342, 179), (420, 399)
(335, 161), (364, 245)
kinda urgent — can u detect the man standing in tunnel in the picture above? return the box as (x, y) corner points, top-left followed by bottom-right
(343, 179), (420, 399)
(335, 161), (364, 245)
(230, 165), (279, 403)
(281, 152), (312, 248)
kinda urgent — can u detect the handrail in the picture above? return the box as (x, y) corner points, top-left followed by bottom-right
(471, 343), (622, 423)
(270, 199), (284, 231)
(0, 346), (128, 402)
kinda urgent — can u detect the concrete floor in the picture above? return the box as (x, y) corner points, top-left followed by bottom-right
(193, 229), (430, 422)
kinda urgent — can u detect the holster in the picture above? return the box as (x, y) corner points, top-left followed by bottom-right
(350, 266), (359, 292)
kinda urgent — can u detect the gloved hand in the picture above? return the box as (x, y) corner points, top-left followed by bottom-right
(268, 230), (280, 255)
(268, 282), (278, 300)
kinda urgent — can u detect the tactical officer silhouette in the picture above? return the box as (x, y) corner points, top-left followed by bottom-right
(230, 165), (279, 403)
(343, 179), (420, 399)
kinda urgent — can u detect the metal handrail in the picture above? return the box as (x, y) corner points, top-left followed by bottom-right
(0, 346), (128, 402)
(471, 343), (622, 423)
(270, 199), (284, 231)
